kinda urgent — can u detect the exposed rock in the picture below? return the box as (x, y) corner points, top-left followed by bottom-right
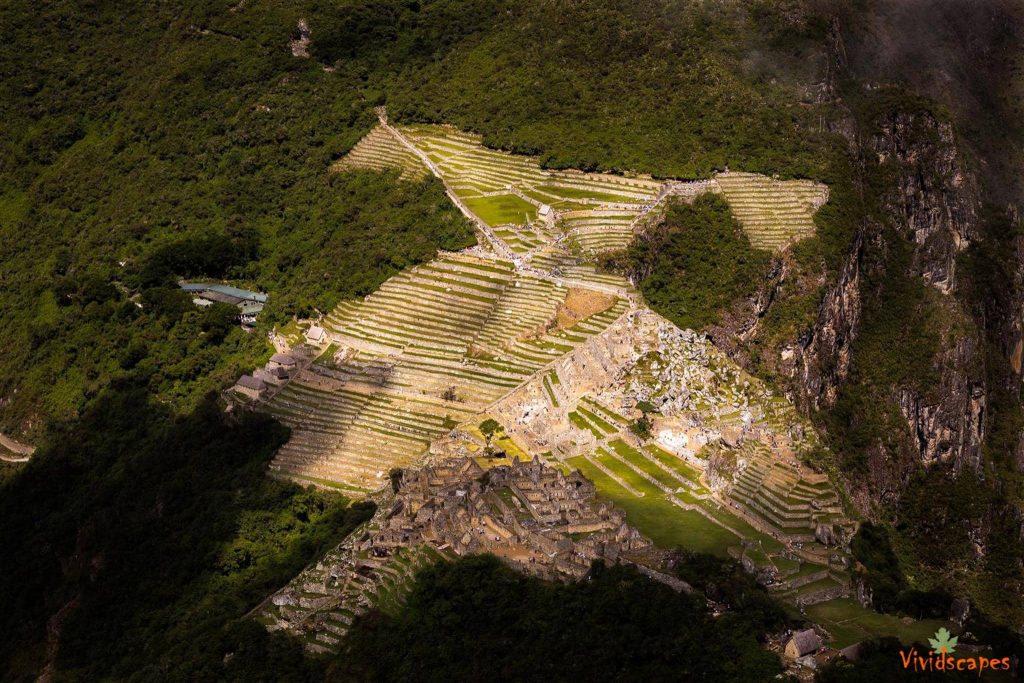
(949, 596), (971, 626)
(289, 19), (310, 58)
(853, 573), (873, 608)
(794, 228), (862, 412)
(704, 446), (739, 493)
(871, 111), (979, 294)
(814, 523), (838, 547)
(896, 365), (985, 472)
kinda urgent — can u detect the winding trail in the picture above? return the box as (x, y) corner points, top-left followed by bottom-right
(377, 110), (518, 261)
(0, 432), (35, 462)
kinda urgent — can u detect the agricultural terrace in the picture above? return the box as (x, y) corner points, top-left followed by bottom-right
(714, 171), (828, 251)
(396, 122), (665, 258)
(259, 251), (631, 491)
(482, 309), (852, 608)
(253, 118), (845, 615)
(334, 122), (831, 262)
(259, 522), (454, 654)
(331, 125), (428, 182)
(560, 405), (851, 607)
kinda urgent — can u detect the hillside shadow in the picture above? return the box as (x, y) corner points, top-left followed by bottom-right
(0, 381), (373, 681)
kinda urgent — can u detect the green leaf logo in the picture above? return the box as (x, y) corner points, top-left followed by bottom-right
(928, 627), (958, 655)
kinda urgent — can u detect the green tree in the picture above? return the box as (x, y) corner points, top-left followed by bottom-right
(479, 418), (503, 456)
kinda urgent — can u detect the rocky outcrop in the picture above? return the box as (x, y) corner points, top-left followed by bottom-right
(289, 19), (311, 58)
(704, 446), (739, 493)
(702, 257), (787, 363)
(796, 108), (985, 474)
(896, 335), (986, 472)
(793, 228), (863, 413)
(871, 113), (979, 294)
(871, 111), (985, 472)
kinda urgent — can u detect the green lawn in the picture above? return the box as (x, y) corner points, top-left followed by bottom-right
(699, 502), (785, 553)
(608, 440), (681, 490)
(582, 398), (629, 425)
(535, 184), (636, 203)
(805, 598), (957, 649)
(644, 444), (706, 490)
(542, 376), (559, 407)
(569, 411), (604, 438)
(463, 194), (537, 226)
(570, 443), (785, 558)
(577, 406), (617, 434)
(567, 456), (740, 557)
(285, 473), (372, 494)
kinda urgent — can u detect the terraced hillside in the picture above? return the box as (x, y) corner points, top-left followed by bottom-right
(330, 125), (631, 261)
(254, 119), (847, 612)
(331, 125), (428, 181)
(257, 251), (631, 491)
(333, 120), (832, 260)
(260, 521), (454, 654)
(714, 171), (829, 250)
(555, 399), (853, 599)
(387, 121), (663, 257)
(476, 308), (853, 606)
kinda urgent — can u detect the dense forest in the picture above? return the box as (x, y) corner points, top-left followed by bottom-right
(1, 0), (1022, 679)
(0, 387), (374, 680)
(331, 554), (786, 682)
(606, 194), (773, 330)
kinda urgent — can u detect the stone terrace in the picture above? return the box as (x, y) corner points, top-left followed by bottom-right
(713, 171), (828, 251)
(257, 251), (633, 492)
(259, 456), (676, 653)
(331, 125), (428, 181)
(396, 124), (662, 258)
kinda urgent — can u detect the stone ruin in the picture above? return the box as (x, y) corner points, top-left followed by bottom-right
(259, 455), (686, 652)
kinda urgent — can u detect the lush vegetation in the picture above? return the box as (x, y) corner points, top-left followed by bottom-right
(0, 0), (838, 432)
(2, 0), (1022, 678)
(609, 194), (772, 330)
(810, 94), (1024, 626)
(0, 0), (475, 435)
(673, 550), (787, 632)
(330, 554), (785, 682)
(0, 2), (840, 676)
(314, 0), (834, 179)
(0, 385), (374, 679)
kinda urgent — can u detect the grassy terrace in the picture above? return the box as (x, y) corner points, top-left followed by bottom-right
(805, 598), (957, 650)
(537, 184), (633, 202)
(726, 447), (844, 539)
(262, 246), (631, 492)
(714, 172), (828, 251)
(397, 123), (661, 256)
(567, 454), (740, 556)
(569, 411), (604, 438)
(575, 405), (617, 434)
(644, 444), (705, 490)
(333, 125), (428, 181)
(542, 374), (559, 407)
(464, 194), (538, 225)
(608, 439), (683, 490)
(580, 397), (628, 425)
(562, 425), (801, 563)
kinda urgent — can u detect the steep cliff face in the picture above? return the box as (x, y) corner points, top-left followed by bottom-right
(1011, 232), (1024, 386)
(792, 228), (862, 414)
(896, 337), (986, 471)
(619, 0), (1024, 626)
(871, 111), (980, 294)
(869, 111), (986, 472)
(716, 106), (987, 476)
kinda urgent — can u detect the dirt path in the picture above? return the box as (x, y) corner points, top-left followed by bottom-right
(0, 432), (35, 462)
(377, 110), (519, 262)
